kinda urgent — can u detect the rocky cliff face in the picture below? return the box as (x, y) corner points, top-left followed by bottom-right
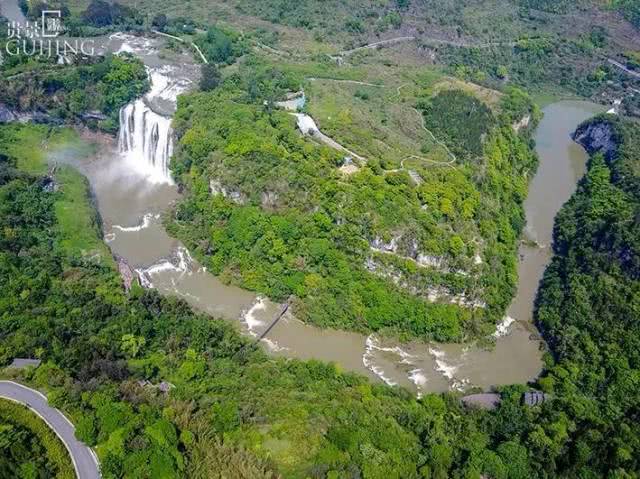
(0, 104), (18, 123)
(0, 103), (60, 124)
(573, 117), (620, 163)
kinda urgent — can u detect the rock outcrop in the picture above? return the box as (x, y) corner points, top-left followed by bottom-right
(573, 117), (620, 163)
(115, 254), (135, 292)
(0, 103), (60, 125)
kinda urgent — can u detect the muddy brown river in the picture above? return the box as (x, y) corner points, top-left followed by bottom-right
(0, 1), (605, 395)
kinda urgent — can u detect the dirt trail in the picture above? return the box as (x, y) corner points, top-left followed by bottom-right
(296, 78), (458, 170)
(152, 30), (209, 64)
(336, 35), (518, 57)
(410, 107), (458, 165)
(338, 36), (416, 56)
(291, 113), (367, 164)
(607, 58), (640, 79)
(307, 77), (384, 87)
(254, 41), (291, 57)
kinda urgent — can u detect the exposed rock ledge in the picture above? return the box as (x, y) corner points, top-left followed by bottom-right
(0, 103), (62, 125)
(0, 103), (104, 125)
(512, 114), (531, 133)
(115, 254), (135, 292)
(209, 179), (246, 204)
(572, 118), (620, 163)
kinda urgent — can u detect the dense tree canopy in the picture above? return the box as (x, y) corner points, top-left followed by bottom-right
(0, 399), (75, 479)
(1, 53), (148, 133)
(1, 118), (639, 476)
(168, 57), (539, 340)
(0, 3), (639, 475)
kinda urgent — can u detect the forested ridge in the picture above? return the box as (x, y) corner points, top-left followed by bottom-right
(531, 116), (640, 476)
(0, 29), (639, 473)
(167, 55), (540, 341)
(0, 135), (525, 478)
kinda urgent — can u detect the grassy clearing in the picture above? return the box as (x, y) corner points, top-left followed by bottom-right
(53, 165), (112, 265)
(1, 124), (51, 175)
(304, 78), (442, 167)
(529, 89), (583, 108)
(0, 398), (76, 479)
(0, 125), (95, 174)
(430, 77), (504, 111)
(273, 58), (481, 168)
(0, 124), (113, 267)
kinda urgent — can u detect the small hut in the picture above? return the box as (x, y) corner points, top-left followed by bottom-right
(522, 391), (547, 407)
(7, 358), (42, 369)
(158, 381), (174, 394)
(461, 393), (501, 410)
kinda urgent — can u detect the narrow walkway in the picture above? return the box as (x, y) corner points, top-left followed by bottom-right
(151, 30), (209, 64)
(336, 35), (518, 57)
(0, 381), (100, 479)
(410, 107), (458, 165)
(257, 302), (290, 341)
(291, 113), (367, 163)
(607, 58), (640, 80)
(337, 36), (416, 56)
(307, 77), (385, 88)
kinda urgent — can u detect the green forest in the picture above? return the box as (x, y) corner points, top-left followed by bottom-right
(166, 54), (540, 340)
(0, 399), (75, 479)
(0, 134), (503, 477)
(532, 116), (640, 476)
(1, 114), (639, 477)
(0, 0), (639, 477)
(1, 51), (148, 133)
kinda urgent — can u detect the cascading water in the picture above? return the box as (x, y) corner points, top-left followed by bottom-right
(118, 99), (173, 184)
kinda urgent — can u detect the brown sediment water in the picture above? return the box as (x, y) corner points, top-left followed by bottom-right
(18, 21), (604, 394)
(508, 101), (606, 323)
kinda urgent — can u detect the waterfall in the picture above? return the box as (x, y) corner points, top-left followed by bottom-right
(118, 99), (173, 184)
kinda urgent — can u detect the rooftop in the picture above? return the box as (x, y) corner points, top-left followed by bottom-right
(7, 358), (42, 369)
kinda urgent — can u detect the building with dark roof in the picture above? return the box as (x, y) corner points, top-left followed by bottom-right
(522, 391), (547, 406)
(7, 358), (42, 369)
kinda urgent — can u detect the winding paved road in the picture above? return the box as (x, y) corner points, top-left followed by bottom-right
(0, 381), (100, 479)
